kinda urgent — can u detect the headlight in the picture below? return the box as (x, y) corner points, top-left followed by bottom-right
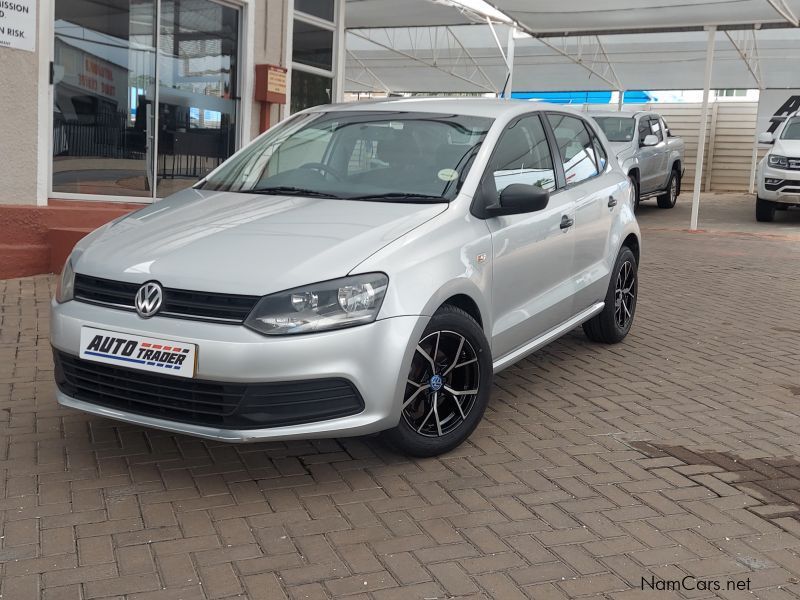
(244, 273), (388, 335)
(55, 256), (76, 303)
(768, 154), (789, 168)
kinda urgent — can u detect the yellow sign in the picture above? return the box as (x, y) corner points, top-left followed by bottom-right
(267, 67), (287, 96)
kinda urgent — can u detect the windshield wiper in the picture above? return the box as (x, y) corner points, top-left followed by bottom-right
(345, 192), (447, 203)
(242, 186), (342, 198)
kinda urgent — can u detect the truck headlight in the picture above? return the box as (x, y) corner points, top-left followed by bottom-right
(244, 273), (388, 335)
(768, 154), (789, 168)
(55, 256), (76, 303)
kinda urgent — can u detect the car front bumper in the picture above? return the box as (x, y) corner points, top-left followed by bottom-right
(51, 299), (427, 442)
(758, 165), (800, 204)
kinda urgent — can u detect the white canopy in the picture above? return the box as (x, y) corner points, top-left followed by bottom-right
(345, 0), (800, 93)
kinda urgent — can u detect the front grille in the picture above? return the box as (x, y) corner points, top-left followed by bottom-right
(788, 158), (800, 170)
(74, 274), (260, 324)
(54, 351), (365, 429)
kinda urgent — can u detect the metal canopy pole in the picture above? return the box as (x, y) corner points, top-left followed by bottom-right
(504, 27), (516, 98)
(690, 26), (716, 231)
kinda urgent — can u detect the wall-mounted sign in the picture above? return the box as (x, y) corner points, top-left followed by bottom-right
(0, 0), (36, 53)
(255, 64), (287, 104)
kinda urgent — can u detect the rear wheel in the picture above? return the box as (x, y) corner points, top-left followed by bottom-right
(384, 305), (492, 457)
(657, 169), (679, 209)
(583, 247), (638, 344)
(756, 198), (776, 222)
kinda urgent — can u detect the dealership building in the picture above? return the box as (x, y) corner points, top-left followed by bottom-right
(0, 0), (346, 275)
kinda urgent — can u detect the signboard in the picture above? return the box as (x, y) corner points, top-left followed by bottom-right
(255, 64), (287, 104)
(756, 89), (800, 141)
(0, 0), (36, 52)
(267, 66), (287, 96)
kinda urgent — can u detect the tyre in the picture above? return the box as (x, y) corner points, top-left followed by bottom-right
(629, 175), (640, 211)
(583, 246), (638, 344)
(384, 304), (492, 457)
(756, 197), (776, 222)
(656, 169), (679, 209)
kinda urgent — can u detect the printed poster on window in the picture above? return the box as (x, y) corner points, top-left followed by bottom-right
(756, 89), (800, 142)
(0, 0), (36, 52)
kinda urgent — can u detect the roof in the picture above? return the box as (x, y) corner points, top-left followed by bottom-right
(311, 97), (592, 118)
(344, 1), (800, 93)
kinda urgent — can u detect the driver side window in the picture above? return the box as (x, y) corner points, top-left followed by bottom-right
(488, 114), (556, 197)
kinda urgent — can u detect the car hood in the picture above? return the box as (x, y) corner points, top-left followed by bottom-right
(74, 188), (448, 296)
(771, 139), (800, 157)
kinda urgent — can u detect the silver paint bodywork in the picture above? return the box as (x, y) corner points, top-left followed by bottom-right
(591, 111), (685, 195)
(51, 98), (641, 442)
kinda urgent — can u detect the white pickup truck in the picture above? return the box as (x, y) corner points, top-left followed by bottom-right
(591, 111), (685, 209)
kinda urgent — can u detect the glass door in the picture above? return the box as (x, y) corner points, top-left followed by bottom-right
(52, 0), (158, 198)
(156, 0), (240, 196)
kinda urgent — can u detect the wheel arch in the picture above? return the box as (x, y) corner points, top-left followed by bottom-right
(622, 232), (641, 264)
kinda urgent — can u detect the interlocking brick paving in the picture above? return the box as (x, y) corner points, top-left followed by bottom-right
(1, 202), (799, 599)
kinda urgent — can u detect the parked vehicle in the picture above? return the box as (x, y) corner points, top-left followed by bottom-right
(592, 111), (685, 209)
(51, 99), (641, 457)
(756, 112), (800, 221)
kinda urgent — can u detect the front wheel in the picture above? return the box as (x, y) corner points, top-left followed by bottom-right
(657, 169), (679, 209)
(583, 246), (638, 344)
(384, 305), (492, 457)
(756, 197), (776, 222)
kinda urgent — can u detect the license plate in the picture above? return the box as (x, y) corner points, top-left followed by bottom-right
(79, 327), (197, 378)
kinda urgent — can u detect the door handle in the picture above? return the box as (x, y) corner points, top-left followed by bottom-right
(608, 195), (617, 207)
(560, 215), (574, 230)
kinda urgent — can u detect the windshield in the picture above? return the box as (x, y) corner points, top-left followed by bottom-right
(593, 116), (636, 143)
(781, 117), (800, 140)
(198, 110), (493, 201)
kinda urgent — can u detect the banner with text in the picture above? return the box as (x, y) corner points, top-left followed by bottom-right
(756, 89), (800, 142)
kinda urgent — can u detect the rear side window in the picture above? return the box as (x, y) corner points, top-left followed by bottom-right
(487, 114), (556, 195)
(588, 126), (608, 171)
(547, 113), (600, 186)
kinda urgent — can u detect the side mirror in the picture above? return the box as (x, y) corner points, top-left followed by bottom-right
(758, 132), (775, 144)
(642, 134), (659, 147)
(486, 184), (549, 217)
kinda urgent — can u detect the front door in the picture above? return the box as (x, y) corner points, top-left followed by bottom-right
(484, 113), (576, 359)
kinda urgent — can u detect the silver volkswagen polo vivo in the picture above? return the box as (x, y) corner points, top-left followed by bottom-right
(51, 98), (640, 456)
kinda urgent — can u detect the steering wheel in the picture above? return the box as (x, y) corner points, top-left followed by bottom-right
(298, 162), (346, 182)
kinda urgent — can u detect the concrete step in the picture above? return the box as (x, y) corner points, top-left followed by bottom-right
(0, 244), (50, 279)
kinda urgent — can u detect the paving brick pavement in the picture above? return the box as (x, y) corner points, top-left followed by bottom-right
(1, 207), (799, 599)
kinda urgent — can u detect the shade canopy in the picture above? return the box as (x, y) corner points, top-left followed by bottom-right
(344, 0), (800, 93)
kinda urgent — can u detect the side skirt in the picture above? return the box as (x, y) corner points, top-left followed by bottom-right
(492, 302), (605, 373)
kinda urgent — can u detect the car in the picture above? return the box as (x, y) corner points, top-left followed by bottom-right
(51, 98), (641, 457)
(756, 111), (800, 221)
(591, 111), (685, 210)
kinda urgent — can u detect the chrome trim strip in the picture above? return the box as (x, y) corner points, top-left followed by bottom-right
(492, 302), (605, 373)
(73, 298), (244, 324)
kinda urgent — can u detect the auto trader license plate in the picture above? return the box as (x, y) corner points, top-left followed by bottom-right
(79, 327), (197, 378)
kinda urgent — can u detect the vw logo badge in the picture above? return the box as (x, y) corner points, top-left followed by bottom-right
(135, 282), (163, 318)
(429, 374), (444, 391)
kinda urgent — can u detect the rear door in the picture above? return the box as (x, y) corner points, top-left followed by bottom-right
(637, 116), (660, 193)
(547, 112), (624, 311)
(649, 116), (671, 189)
(482, 113), (576, 358)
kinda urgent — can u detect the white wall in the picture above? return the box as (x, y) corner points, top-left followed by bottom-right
(0, 0), (46, 206)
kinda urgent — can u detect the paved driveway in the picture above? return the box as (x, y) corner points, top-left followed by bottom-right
(1, 194), (799, 599)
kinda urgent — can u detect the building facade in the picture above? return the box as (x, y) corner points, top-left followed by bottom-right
(0, 0), (346, 206)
